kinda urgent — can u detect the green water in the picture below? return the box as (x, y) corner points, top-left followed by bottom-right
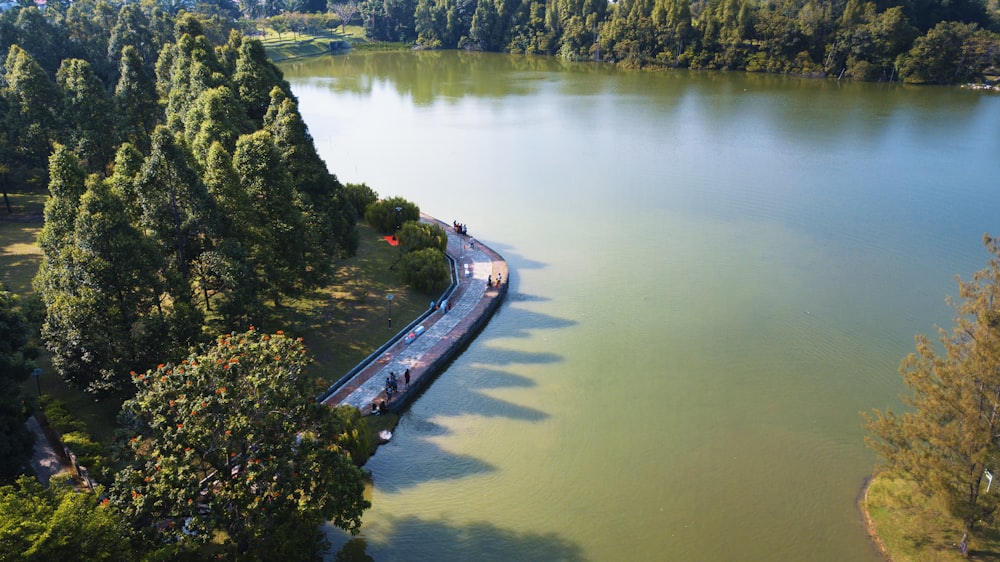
(279, 51), (1000, 561)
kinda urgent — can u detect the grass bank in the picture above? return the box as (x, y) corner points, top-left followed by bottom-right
(864, 471), (1000, 561)
(258, 25), (408, 61)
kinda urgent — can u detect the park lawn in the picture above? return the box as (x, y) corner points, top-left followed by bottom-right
(266, 222), (433, 390)
(259, 26), (358, 61)
(865, 471), (1000, 561)
(259, 25), (406, 61)
(0, 183), (45, 296)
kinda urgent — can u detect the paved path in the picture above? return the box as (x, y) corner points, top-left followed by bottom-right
(26, 415), (69, 486)
(322, 215), (507, 414)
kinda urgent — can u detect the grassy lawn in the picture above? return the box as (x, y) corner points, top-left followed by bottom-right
(0, 182), (45, 296)
(259, 25), (407, 61)
(865, 471), (1000, 561)
(2, 178), (428, 444)
(266, 222), (433, 390)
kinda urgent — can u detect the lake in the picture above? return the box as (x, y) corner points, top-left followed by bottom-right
(278, 51), (1000, 561)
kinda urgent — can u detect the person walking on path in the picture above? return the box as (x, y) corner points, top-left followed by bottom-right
(404, 368), (411, 388)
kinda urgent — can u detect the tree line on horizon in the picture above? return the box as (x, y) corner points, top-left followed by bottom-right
(350, 0), (1000, 83)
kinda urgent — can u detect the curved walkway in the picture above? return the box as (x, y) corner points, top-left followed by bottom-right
(26, 415), (69, 486)
(322, 215), (507, 414)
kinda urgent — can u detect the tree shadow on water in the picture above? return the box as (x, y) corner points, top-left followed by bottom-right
(365, 421), (495, 491)
(327, 515), (586, 562)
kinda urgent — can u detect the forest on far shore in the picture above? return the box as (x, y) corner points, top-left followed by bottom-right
(352, 0), (1000, 83)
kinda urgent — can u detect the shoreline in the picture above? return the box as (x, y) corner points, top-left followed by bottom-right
(321, 213), (508, 420)
(860, 475), (891, 561)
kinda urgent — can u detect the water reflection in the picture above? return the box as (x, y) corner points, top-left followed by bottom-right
(285, 52), (1000, 561)
(329, 516), (586, 561)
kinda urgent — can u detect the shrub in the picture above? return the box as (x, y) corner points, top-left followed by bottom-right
(343, 182), (378, 218)
(364, 197), (419, 234)
(399, 248), (450, 292)
(61, 431), (107, 479)
(398, 221), (447, 254)
(40, 397), (86, 434)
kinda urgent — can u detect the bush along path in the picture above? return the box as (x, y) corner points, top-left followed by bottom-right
(321, 214), (508, 416)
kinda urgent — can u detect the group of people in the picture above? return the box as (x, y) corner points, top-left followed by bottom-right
(487, 272), (503, 287)
(372, 368), (412, 414)
(453, 221), (469, 235)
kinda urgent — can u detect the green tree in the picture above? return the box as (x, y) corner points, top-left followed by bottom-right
(113, 45), (160, 152)
(364, 196), (420, 234)
(12, 7), (64, 74)
(196, 142), (262, 324)
(61, 0), (118, 86)
(233, 129), (307, 304)
(184, 85), (252, 166)
(264, 87), (358, 276)
(469, 0), (502, 50)
(36, 145), (87, 259)
(40, 177), (166, 394)
(0, 285), (36, 481)
(162, 22), (226, 132)
(55, 58), (114, 172)
(398, 220), (447, 254)
(826, 6), (917, 80)
(233, 37), (291, 123)
(865, 234), (1000, 556)
(897, 22), (1000, 84)
(136, 125), (219, 291)
(106, 143), (145, 225)
(399, 247), (450, 292)
(3, 44), (60, 167)
(343, 182), (378, 218)
(107, 3), (157, 84)
(0, 476), (130, 561)
(112, 328), (370, 559)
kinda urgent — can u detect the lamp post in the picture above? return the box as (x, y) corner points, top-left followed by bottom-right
(386, 294), (394, 328)
(31, 367), (42, 397)
(393, 206), (403, 240)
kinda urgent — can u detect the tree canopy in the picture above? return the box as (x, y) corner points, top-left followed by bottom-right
(865, 234), (1000, 555)
(112, 327), (369, 560)
(0, 475), (130, 561)
(0, 284), (36, 482)
(353, 0), (1000, 82)
(1, 5), (358, 394)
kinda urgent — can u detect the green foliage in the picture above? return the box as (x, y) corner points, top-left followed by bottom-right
(398, 220), (447, 254)
(233, 37), (291, 123)
(55, 58), (115, 173)
(0, 475), (130, 561)
(865, 234), (1000, 555)
(363, 196), (420, 234)
(0, 284), (35, 482)
(399, 247), (450, 292)
(38, 174), (171, 395)
(330, 405), (374, 466)
(897, 22), (1000, 84)
(343, 182), (379, 218)
(358, 0), (1000, 81)
(264, 86), (358, 272)
(40, 396), (88, 435)
(112, 328), (369, 559)
(113, 46), (159, 153)
(234, 129), (308, 304)
(2, 44), (59, 167)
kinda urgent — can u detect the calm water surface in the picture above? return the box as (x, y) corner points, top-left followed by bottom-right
(279, 52), (1000, 561)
